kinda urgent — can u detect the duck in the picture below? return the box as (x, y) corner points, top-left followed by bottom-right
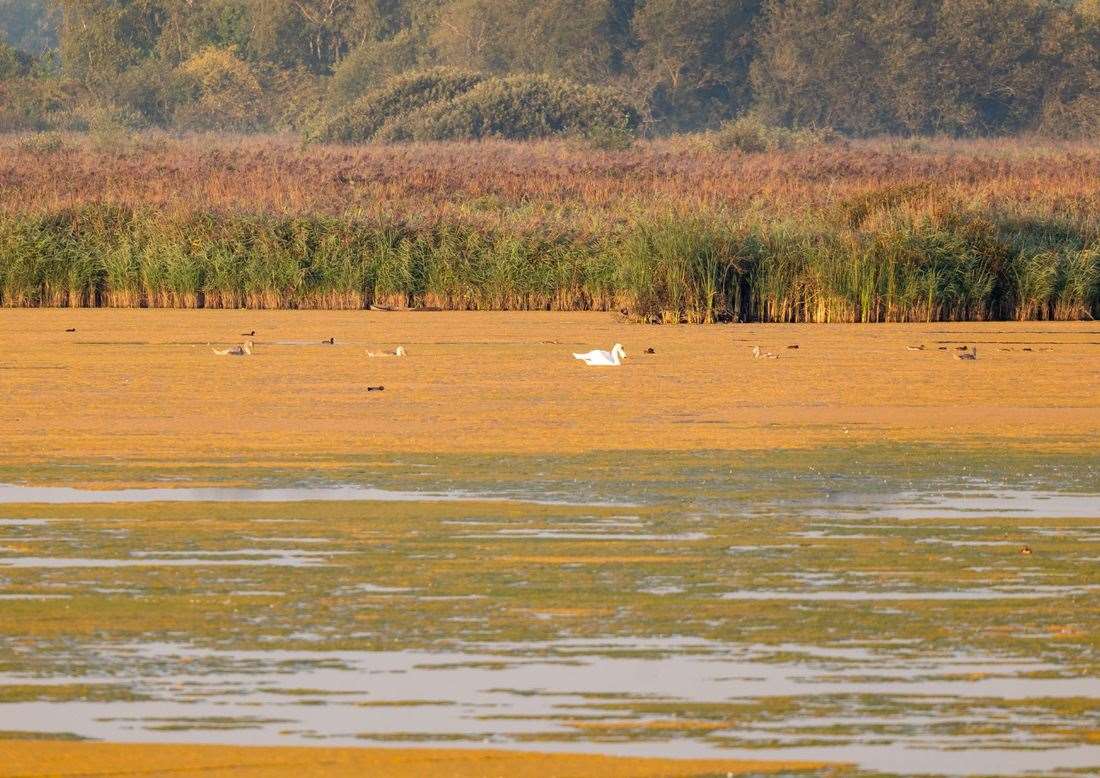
(574, 344), (626, 366)
(213, 340), (254, 356)
(906, 344), (925, 351)
(65, 328), (77, 333)
(367, 346), (407, 358)
(752, 345), (779, 359)
(955, 346), (978, 361)
(323, 337), (335, 345)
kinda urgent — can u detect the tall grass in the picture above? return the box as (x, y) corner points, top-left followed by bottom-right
(0, 204), (1095, 321)
(0, 134), (1096, 320)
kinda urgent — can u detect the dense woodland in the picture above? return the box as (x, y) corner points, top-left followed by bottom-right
(1, 0), (1099, 139)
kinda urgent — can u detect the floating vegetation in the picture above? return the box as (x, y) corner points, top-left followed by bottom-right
(0, 449), (1097, 775)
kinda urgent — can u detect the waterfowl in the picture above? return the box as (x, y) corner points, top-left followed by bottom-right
(955, 345), (969, 351)
(645, 347), (656, 354)
(787, 345), (800, 349)
(955, 346), (978, 361)
(65, 328), (76, 333)
(574, 343), (626, 366)
(1020, 545), (1033, 555)
(241, 330), (255, 337)
(323, 337), (335, 345)
(367, 385), (385, 392)
(906, 345), (925, 351)
(212, 340), (254, 356)
(752, 345), (779, 359)
(367, 346), (407, 358)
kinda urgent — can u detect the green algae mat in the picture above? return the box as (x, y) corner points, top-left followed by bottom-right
(0, 447), (1097, 777)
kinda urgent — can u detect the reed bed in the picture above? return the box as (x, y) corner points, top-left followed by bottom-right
(0, 134), (1097, 322)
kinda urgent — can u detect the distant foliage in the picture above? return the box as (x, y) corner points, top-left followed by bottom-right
(379, 74), (639, 143)
(713, 116), (838, 153)
(7, 0), (1100, 137)
(174, 47), (264, 132)
(327, 29), (423, 106)
(310, 68), (486, 143)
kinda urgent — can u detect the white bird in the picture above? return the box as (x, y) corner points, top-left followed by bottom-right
(213, 340), (253, 356)
(573, 343), (626, 366)
(368, 346), (407, 358)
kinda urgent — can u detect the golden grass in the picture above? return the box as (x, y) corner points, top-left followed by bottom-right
(2, 134), (1097, 227)
(0, 741), (834, 778)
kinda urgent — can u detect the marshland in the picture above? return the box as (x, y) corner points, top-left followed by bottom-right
(1, 135), (1099, 323)
(3, 1), (1100, 775)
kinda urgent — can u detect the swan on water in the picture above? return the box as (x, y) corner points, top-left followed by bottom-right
(213, 340), (254, 356)
(368, 346), (407, 358)
(573, 343), (626, 366)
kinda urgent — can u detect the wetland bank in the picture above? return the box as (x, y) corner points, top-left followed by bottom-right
(0, 312), (1098, 776)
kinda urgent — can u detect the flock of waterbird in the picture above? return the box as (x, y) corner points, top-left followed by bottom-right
(203, 332), (989, 366)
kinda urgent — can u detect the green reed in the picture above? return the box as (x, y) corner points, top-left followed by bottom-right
(0, 204), (1095, 321)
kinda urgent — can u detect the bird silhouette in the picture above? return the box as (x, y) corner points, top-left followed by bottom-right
(241, 330), (255, 337)
(323, 337), (335, 345)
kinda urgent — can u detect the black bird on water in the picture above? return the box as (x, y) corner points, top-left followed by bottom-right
(644, 348), (656, 354)
(65, 328), (76, 333)
(323, 337), (336, 345)
(241, 330), (255, 337)
(368, 385), (384, 392)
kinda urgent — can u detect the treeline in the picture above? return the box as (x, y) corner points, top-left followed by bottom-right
(1, 0), (1098, 138)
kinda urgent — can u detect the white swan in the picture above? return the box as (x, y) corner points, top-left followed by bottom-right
(368, 346), (407, 358)
(213, 340), (254, 356)
(573, 343), (626, 366)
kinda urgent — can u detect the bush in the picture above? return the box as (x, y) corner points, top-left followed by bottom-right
(0, 41), (32, 80)
(714, 116), (840, 153)
(582, 119), (637, 151)
(0, 75), (80, 132)
(1037, 93), (1100, 139)
(78, 101), (146, 150)
(381, 73), (639, 143)
(328, 30), (422, 106)
(174, 47), (264, 132)
(309, 68), (486, 143)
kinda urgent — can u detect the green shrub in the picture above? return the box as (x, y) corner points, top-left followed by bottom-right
(383, 73), (639, 143)
(328, 30), (422, 106)
(310, 68), (485, 143)
(714, 116), (839, 154)
(582, 119), (637, 151)
(173, 47), (264, 132)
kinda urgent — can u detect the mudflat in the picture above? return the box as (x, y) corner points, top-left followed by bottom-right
(1, 310), (1097, 473)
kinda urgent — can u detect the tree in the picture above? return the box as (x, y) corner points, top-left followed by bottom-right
(632, 0), (763, 129)
(751, 0), (902, 134)
(55, 0), (164, 90)
(0, 0), (59, 54)
(924, 0), (1050, 134)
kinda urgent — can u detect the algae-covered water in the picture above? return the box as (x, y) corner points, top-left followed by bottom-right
(0, 447), (1097, 776)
